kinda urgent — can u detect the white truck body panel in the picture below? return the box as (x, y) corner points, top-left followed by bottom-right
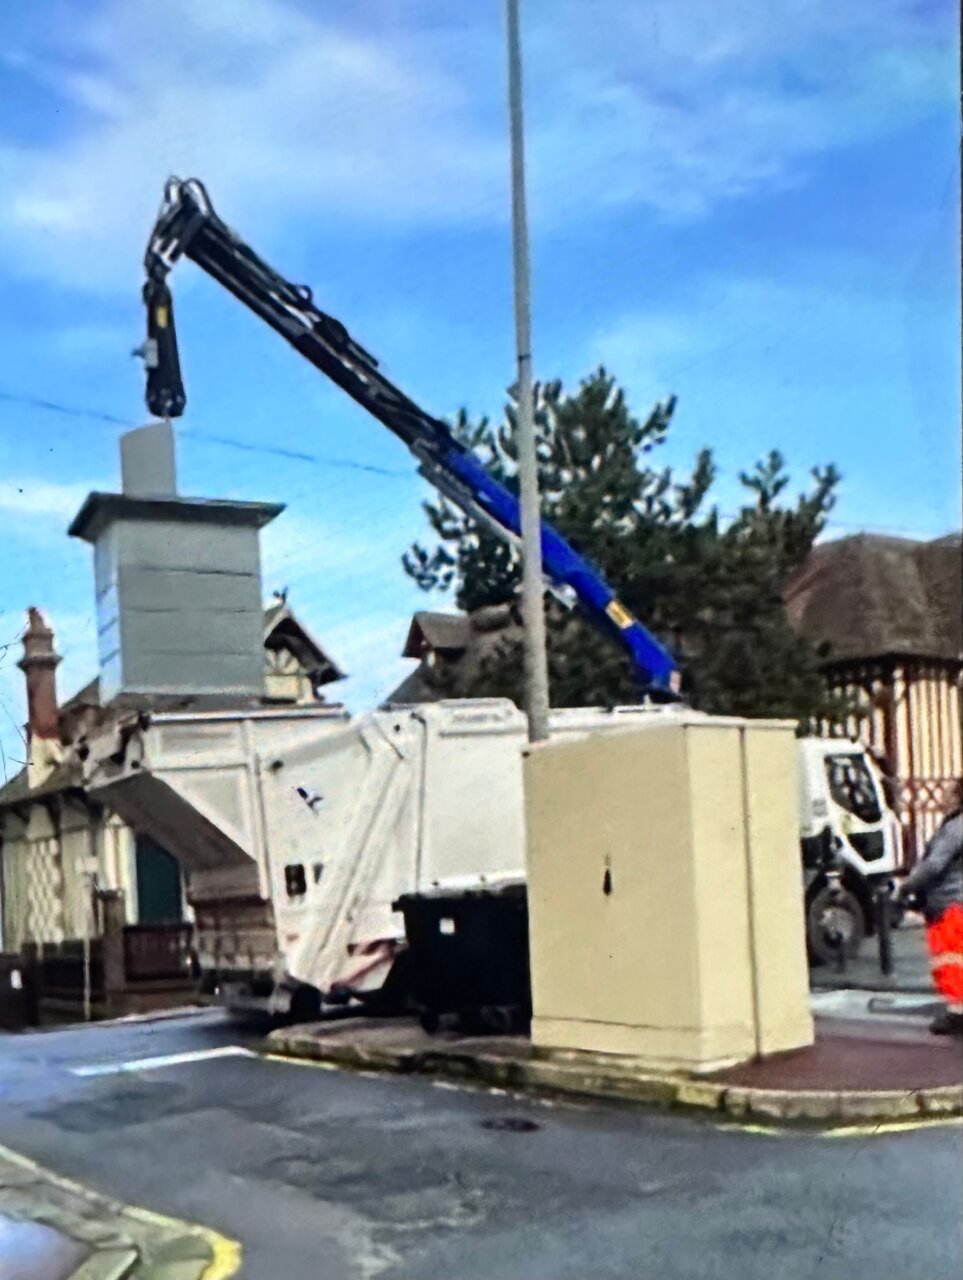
(83, 700), (899, 1010)
(85, 700), (686, 1005)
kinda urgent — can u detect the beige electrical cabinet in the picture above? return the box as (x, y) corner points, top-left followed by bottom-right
(524, 714), (814, 1071)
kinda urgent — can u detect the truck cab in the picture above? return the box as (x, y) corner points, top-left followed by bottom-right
(798, 737), (902, 963)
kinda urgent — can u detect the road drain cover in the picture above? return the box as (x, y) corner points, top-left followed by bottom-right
(480, 1117), (540, 1133)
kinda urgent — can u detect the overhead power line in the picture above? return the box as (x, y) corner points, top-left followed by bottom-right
(181, 428), (408, 477)
(0, 388), (132, 429)
(0, 387), (409, 479)
(0, 386), (953, 541)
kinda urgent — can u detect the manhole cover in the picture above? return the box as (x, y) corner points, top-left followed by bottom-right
(480, 1116), (540, 1133)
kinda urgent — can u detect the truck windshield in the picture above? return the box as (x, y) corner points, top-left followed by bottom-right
(824, 754), (883, 824)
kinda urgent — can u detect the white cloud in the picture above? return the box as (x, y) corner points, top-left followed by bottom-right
(0, 0), (505, 292)
(526, 2), (952, 220)
(0, 478), (96, 522)
(589, 313), (693, 402)
(0, 0), (951, 290)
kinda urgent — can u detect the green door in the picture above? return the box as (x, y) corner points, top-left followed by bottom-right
(135, 835), (183, 923)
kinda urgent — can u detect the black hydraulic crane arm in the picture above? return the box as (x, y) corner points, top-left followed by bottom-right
(140, 177), (679, 694)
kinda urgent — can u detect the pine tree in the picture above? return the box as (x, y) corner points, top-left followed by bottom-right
(402, 368), (847, 726)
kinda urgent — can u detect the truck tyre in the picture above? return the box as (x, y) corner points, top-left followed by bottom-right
(807, 884), (865, 967)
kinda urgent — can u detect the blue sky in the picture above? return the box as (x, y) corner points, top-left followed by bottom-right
(0, 0), (958, 778)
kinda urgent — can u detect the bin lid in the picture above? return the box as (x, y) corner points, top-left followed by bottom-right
(394, 873), (526, 910)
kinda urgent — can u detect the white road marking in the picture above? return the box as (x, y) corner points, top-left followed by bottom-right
(260, 1052), (339, 1070)
(70, 1045), (256, 1077)
(84, 1005), (217, 1029)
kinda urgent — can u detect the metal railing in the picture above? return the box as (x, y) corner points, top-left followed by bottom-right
(122, 923), (195, 982)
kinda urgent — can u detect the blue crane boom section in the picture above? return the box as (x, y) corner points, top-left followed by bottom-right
(140, 178), (679, 693)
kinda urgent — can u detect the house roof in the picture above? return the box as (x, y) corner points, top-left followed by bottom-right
(59, 678), (101, 716)
(786, 532), (963, 664)
(262, 602), (343, 686)
(388, 605), (521, 705)
(401, 612), (472, 658)
(383, 668), (436, 705)
(0, 768), (30, 808)
(0, 760), (85, 811)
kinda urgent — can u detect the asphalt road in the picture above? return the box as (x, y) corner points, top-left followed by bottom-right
(0, 1012), (960, 1280)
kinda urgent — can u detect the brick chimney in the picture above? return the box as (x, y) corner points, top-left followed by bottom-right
(18, 607), (64, 786)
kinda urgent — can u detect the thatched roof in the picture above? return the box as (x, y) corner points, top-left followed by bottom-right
(786, 533), (962, 664)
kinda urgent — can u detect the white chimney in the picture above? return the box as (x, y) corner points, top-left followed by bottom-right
(69, 425), (283, 703)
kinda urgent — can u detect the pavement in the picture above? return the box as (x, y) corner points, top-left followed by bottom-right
(0, 1008), (960, 1279)
(253, 925), (945, 1131)
(266, 987), (963, 1124)
(0, 1139), (234, 1280)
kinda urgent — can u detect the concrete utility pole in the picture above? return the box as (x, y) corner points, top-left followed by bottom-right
(505, 0), (551, 743)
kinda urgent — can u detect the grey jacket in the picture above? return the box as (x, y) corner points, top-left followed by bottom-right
(901, 811), (963, 923)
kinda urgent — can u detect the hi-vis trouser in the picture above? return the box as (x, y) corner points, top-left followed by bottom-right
(928, 903), (963, 1014)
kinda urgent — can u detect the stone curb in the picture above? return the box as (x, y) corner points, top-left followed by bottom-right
(264, 1031), (963, 1125)
(810, 980), (935, 997)
(24, 1005), (211, 1037)
(0, 1143), (240, 1280)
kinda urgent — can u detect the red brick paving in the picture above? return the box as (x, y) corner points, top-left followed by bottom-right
(710, 1022), (963, 1092)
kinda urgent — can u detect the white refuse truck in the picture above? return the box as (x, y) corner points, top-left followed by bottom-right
(83, 699), (665, 1017)
(81, 698), (899, 1016)
(798, 737), (902, 963)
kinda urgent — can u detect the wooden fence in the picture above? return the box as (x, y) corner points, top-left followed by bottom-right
(823, 655), (963, 864)
(15, 919), (198, 1026)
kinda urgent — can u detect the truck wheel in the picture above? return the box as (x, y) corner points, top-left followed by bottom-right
(807, 885), (866, 967)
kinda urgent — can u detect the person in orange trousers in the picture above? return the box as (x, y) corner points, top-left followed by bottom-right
(898, 780), (963, 1036)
